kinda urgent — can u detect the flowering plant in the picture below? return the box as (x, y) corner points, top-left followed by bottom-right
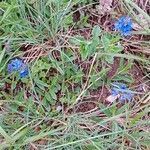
(111, 82), (134, 103)
(114, 16), (133, 36)
(7, 58), (29, 78)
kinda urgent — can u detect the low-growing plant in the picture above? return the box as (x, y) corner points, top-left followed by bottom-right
(0, 0), (149, 150)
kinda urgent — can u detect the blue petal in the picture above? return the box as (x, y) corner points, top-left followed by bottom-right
(111, 88), (119, 96)
(7, 63), (14, 73)
(19, 67), (29, 78)
(7, 58), (23, 73)
(119, 93), (134, 103)
(114, 16), (133, 36)
(119, 94), (127, 102)
(119, 84), (127, 90)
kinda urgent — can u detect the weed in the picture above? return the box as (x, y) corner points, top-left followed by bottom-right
(0, 0), (150, 150)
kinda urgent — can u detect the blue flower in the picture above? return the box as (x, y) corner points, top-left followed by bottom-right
(7, 58), (23, 73)
(7, 58), (29, 78)
(111, 82), (134, 103)
(114, 16), (133, 36)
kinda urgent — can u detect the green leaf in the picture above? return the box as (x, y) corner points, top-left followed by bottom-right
(50, 90), (57, 100)
(50, 59), (64, 75)
(0, 126), (12, 143)
(44, 92), (51, 101)
(113, 74), (133, 83)
(80, 43), (88, 60)
(11, 128), (28, 143)
(34, 78), (49, 90)
(92, 25), (101, 48)
(130, 111), (145, 127)
(92, 25), (101, 38)
(105, 55), (114, 64)
(140, 140), (150, 147)
(101, 35), (110, 52)
(111, 46), (123, 53)
(69, 36), (85, 46)
(89, 68), (108, 89)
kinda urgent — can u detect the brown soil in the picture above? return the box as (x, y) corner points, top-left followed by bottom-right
(107, 57), (120, 79)
(129, 63), (145, 86)
(75, 101), (97, 112)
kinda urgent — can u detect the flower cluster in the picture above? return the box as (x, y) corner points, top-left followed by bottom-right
(7, 58), (29, 78)
(111, 82), (134, 103)
(114, 16), (133, 36)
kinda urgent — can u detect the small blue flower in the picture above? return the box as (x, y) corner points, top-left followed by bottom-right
(111, 82), (134, 103)
(7, 58), (29, 78)
(7, 58), (23, 73)
(114, 16), (133, 36)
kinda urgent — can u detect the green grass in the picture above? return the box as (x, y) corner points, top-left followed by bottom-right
(0, 0), (150, 149)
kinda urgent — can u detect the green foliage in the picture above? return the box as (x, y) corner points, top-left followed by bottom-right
(0, 0), (75, 43)
(0, 0), (149, 149)
(112, 58), (134, 83)
(70, 25), (101, 60)
(70, 26), (123, 63)
(101, 33), (123, 64)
